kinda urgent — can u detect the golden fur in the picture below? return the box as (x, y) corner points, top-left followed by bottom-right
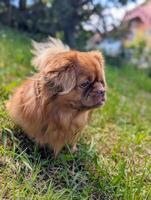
(6, 37), (106, 156)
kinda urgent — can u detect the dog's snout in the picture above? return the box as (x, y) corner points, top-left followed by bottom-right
(92, 82), (106, 96)
(97, 90), (105, 96)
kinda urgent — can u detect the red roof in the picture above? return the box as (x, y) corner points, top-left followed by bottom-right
(124, 1), (151, 26)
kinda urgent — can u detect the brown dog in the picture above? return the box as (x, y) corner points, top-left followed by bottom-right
(6, 37), (106, 156)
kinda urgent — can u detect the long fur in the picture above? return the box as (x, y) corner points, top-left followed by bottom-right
(6, 37), (106, 156)
(31, 37), (70, 70)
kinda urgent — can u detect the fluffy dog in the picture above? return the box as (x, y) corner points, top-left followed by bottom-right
(6, 38), (106, 156)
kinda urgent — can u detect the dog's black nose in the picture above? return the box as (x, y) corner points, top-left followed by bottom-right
(97, 90), (105, 96)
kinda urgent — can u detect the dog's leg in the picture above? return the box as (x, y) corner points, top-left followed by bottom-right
(71, 143), (78, 153)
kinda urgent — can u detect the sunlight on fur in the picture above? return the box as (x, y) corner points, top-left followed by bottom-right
(6, 37), (106, 156)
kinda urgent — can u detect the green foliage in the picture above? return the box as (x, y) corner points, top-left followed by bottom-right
(0, 27), (151, 200)
(125, 37), (151, 71)
(0, 0), (137, 49)
(0, 0), (100, 48)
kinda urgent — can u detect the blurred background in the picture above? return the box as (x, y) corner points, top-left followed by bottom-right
(0, 0), (151, 70)
(0, 1), (151, 199)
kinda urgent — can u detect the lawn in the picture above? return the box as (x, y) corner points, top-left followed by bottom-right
(0, 27), (151, 200)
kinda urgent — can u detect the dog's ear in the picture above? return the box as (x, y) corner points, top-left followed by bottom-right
(90, 51), (107, 88)
(43, 63), (76, 96)
(90, 51), (105, 68)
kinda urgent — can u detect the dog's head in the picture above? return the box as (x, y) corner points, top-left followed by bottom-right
(39, 50), (106, 110)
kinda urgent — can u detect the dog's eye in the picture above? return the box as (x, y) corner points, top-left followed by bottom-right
(80, 80), (90, 88)
(48, 81), (55, 88)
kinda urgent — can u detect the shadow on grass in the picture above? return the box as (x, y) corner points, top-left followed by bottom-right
(2, 127), (114, 200)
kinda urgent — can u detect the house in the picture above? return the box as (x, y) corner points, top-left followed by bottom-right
(87, 1), (151, 60)
(87, 32), (102, 49)
(124, 0), (151, 47)
(87, 32), (123, 57)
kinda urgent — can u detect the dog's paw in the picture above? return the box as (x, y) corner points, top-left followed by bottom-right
(71, 144), (78, 153)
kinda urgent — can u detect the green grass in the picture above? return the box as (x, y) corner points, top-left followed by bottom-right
(0, 27), (151, 200)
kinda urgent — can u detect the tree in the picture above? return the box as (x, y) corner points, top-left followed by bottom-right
(49, 0), (136, 47)
(19, 0), (27, 10)
(0, 0), (137, 48)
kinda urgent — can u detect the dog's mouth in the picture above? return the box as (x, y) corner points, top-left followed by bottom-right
(81, 94), (106, 110)
(88, 99), (105, 109)
(68, 93), (106, 111)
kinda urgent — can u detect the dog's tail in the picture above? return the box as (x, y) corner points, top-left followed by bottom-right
(31, 37), (70, 70)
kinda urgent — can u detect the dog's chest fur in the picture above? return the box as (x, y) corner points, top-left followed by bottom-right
(21, 103), (89, 155)
(41, 105), (90, 152)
